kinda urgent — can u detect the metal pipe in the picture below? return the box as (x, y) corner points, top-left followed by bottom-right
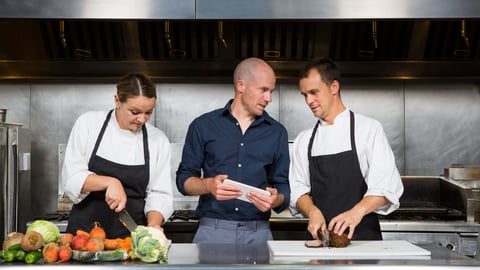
(218, 21), (228, 48)
(59, 21), (67, 48)
(165, 21), (172, 50)
(372, 20), (378, 49)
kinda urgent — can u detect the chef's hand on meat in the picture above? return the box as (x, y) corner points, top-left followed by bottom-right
(328, 209), (362, 239)
(105, 177), (127, 213)
(209, 174), (242, 200)
(307, 208), (327, 240)
(247, 187), (281, 212)
(328, 196), (388, 239)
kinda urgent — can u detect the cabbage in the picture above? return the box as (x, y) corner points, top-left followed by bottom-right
(130, 225), (170, 263)
(26, 220), (60, 244)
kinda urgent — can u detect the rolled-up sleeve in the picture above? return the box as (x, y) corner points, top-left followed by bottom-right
(288, 130), (312, 216)
(175, 121), (203, 195)
(269, 127), (290, 213)
(363, 124), (403, 215)
(144, 130), (174, 221)
(61, 113), (98, 204)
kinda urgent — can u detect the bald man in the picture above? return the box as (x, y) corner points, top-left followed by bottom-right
(176, 57), (290, 244)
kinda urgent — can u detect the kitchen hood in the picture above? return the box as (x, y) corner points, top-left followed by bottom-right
(0, 0), (479, 81)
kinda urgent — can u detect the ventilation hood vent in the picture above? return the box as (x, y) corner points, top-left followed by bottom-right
(24, 20), (480, 61)
(1, 19), (479, 81)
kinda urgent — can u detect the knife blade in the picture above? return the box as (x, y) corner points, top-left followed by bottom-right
(118, 209), (137, 232)
(317, 228), (330, 247)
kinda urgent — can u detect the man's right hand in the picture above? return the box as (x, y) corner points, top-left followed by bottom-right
(209, 175), (242, 200)
(307, 208), (327, 240)
(297, 194), (327, 240)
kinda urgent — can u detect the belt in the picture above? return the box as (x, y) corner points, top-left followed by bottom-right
(199, 217), (270, 232)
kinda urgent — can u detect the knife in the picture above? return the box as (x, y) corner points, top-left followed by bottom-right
(118, 209), (138, 232)
(317, 228), (330, 247)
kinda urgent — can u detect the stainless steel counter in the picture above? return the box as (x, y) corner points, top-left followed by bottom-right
(2, 243), (480, 269)
(50, 218), (480, 257)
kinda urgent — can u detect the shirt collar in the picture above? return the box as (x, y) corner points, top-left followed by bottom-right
(111, 109), (142, 135)
(221, 99), (272, 125)
(318, 108), (349, 126)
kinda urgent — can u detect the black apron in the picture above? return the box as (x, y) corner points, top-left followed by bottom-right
(307, 111), (382, 240)
(67, 109), (149, 238)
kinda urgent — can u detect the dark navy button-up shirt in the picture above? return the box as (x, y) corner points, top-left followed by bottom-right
(176, 100), (290, 221)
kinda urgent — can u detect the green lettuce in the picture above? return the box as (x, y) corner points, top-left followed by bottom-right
(26, 220), (60, 244)
(130, 225), (170, 263)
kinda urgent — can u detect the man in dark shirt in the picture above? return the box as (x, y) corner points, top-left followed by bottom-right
(176, 57), (290, 244)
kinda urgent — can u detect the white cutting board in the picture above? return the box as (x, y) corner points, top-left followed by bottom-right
(268, 240), (431, 259)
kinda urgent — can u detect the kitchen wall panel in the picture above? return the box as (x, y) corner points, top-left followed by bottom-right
(0, 84), (31, 127)
(404, 81), (480, 175)
(156, 84), (233, 143)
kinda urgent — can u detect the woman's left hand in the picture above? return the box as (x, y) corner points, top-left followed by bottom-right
(148, 224), (164, 231)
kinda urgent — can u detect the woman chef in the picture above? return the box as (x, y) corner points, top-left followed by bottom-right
(62, 73), (173, 238)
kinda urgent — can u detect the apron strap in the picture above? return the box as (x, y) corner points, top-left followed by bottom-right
(307, 120), (320, 161)
(90, 109), (114, 160)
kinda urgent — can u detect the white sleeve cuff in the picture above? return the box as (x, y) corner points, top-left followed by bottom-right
(365, 189), (400, 215)
(64, 171), (91, 204)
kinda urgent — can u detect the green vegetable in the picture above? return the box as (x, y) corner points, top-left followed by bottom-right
(25, 251), (42, 264)
(98, 249), (129, 261)
(71, 249), (129, 262)
(7, 243), (23, 252)
(130, 225), (170, 263)
(3, 250), (17, 262)
(26, 220), (60, 244)
(72, 250), (96, 263)
(15, 250), (26, 261)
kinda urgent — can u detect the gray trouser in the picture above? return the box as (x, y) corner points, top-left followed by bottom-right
(193, 217), (273, 244)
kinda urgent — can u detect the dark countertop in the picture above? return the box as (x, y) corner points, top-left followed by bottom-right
(2, 242), (480, 269)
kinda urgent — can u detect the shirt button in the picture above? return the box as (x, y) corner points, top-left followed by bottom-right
(235, 208), (239, 211)
(240, 143), (244, 146)
(238, 164), (242, 167)
(236, 122), (239, 126)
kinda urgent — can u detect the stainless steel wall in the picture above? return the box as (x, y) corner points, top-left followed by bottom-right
(1, 80), (479, 216)
(405, 82), (480, 175)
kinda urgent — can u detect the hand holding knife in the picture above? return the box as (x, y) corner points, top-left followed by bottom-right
(318, 228), (330, 247)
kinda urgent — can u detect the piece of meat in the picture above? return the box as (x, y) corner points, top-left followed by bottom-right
(328, 231), (350, 248)
(304, 230), (351, 248)
(305, 239), (326, 248)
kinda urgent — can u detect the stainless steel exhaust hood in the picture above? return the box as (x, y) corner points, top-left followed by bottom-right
(2, 0), (480, 20)
(0, 0), (479, 81)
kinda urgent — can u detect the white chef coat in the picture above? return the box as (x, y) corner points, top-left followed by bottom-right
(61, 110), (173, 220)
(289, 109), (403, 216)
